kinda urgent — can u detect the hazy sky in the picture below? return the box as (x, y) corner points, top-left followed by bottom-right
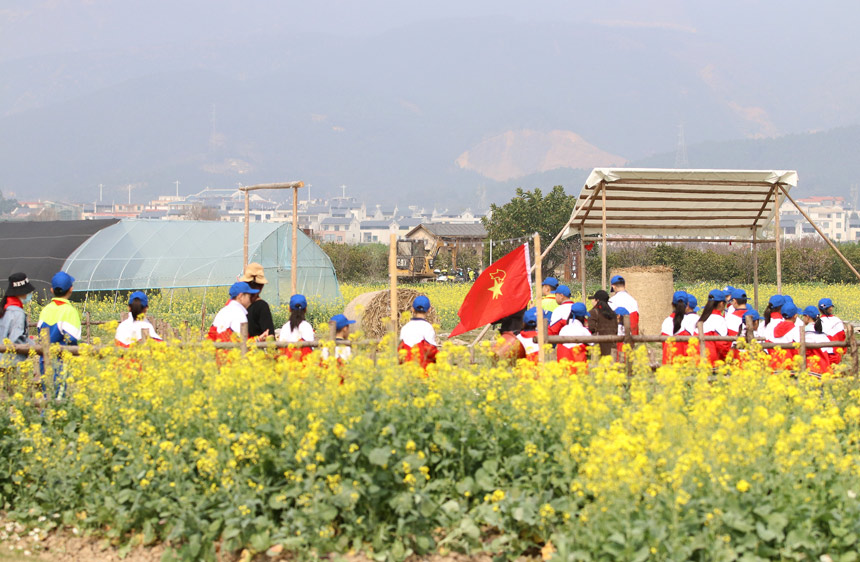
(3, 0), (856, 61)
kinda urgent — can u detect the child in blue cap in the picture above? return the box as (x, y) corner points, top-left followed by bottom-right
(557, 302), (591, 372)
(208, 281), (260, 342)
(279, 294), (315, 360)
(399, 295), (438, 368)
(323, 314), (355, 362)
(818, 297), (845, 364)
(115, 291), (162, 347)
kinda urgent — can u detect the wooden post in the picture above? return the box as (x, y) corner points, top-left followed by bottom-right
(847, 324), (858, 376)
(774, 188), (782, 293)
(744, 314), (754, 344)
(623, 315), (632, 379)
(579, 225), (586, 301)
(601, 183), (607, 290)
(239, 323), (248, 354)
(697, 321), (706, 361)
(534, 233), (545, 364)
(183, 321), (191, 343)
(40, 328), (52, 384)
(292, 184), (299, 295)
(389, 233), (398, 352)
(752, 230), (759, 310)
(85, 311), (91, 344)
(329, 320), (337, 341)
(798, 324), (807, 371)
(141, 327), (149, 342)
(200, 300), (207, 339)
(243, 189), (250, 266)
(779, 184), (860, 282)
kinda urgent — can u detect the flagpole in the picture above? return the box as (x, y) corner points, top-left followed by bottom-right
(534, 233), (545, 363)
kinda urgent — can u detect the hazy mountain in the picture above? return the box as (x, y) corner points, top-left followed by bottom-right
(2, 3), (860, 207)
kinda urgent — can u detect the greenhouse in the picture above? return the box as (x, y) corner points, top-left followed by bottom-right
(0, 219), (340, 304)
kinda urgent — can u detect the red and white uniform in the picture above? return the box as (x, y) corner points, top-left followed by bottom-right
(726, 308), (747, 337)
(761, 313), (784, 343)
(556, 319), (591, 368)
(767, 316), (799, 369)
(399, 318), (438, 368)
(547, 301), (574, 336)
(821, 314), (845, 364)
(660, 312), (699, 364)
(516, 329), (540, 362)
(804, 326), (832, 375)
(208, 300), (249, 342)
(279, 320), (315, 360)
(321, 344), (351, 362)
(701, 312), (730, 365)
(115, 313), (162, 347)
(609, 291), (639, 335)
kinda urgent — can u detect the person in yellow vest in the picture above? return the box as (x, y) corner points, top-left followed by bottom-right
(540, 277), (559, 313)
(36, 272), (81, 399)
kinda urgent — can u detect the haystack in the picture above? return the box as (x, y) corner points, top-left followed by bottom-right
(344, 289), (438, 339)
(610, 266), (673, 336)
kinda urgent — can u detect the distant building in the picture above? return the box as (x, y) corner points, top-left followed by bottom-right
(780, 196), (859, 242)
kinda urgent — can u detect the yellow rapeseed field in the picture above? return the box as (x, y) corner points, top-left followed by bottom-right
(1, 335), (860, 560)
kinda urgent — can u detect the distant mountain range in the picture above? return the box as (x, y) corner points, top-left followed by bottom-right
(2, 16), (859, 207)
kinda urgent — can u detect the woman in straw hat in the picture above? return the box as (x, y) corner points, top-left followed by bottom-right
(241, 263), (274, 339)
(0, 273), (36, 362)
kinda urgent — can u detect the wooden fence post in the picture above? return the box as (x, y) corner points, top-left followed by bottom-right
(623, 315), (633, 379)
(86, 311), (92, 343)
(534, 233), (545, 364)
(847, 324), (858, 376)
(40, 328), (52, 393)
(239, 323), (248, 355)
(798, 325), (807, 372)
(697, 321), (706, 361)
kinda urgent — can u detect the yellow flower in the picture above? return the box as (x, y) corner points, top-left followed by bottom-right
(736, 479), (750, 493)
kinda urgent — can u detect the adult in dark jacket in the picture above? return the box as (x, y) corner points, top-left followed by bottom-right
(241, 263), (275, 339)
(587, 289), (617, 357)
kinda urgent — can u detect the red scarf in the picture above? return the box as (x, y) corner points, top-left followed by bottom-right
(4, 296), (22, 309)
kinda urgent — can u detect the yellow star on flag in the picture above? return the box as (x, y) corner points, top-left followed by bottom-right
(488, 269), (506, 299)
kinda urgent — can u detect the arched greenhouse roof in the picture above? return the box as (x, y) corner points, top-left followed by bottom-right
(63, 220), (340, 304)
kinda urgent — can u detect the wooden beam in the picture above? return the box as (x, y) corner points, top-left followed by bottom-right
(753, 230), (759, 309)
(585, 205), (772, 213)
(594, 186), (770, 195)
(778, 184), (860, 282)
(534, 233), (545, 363)
(580, 225), (586, 301)
(579, 194), (774, 204)
(582, 215), (766, 221)
(599, 237), (776, 244)
(239, 181), (304, 192)
(750, 185), (777, 230)
(579, 183), (604, 227)
(775, 188), (782, 293)
(580, 224), (760, 230)
(606, 179), (777, 187)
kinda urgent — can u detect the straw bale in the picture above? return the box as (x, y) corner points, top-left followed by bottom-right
(610, 266), (674, 336)
(344, 289), (438, 339)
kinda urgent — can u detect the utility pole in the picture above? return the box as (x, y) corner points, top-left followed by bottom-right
(675, 122), (689, 168)
(127, 184), (132, 205)
(98, 183), (104, 202)
(340, 184), (346, 199)
(174, 180), (180, 198)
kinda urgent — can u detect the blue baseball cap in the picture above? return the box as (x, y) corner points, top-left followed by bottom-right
(542, 277), (559, 290)
(412, 295), (430, 312)
(672, 291), (688, 305)
(128, 291), (149, 307)
(230, 281), (261, 298)
(556, 285), (572, 298)
(289, 294), (308, 310)
(331, 314), (356, 331)
(724, 285), (735, 293)
(819, 298), (834, 310)
(570, 302), (590, 318)
(686, 294), (699, 312)
(51, 271), (74, 292)
(708, 289), (728, 302)
(781, 302), (798, 318)
(730, 288), (747, 300)
(523, 307), (538, 327)
(783, 295), (795, 306)
(742, 309), (762, 322)
(802, 306), (820, 319)
(768, 295), (786, 308)
(615, 307), (630, 316)
(610, 275), (624, 285)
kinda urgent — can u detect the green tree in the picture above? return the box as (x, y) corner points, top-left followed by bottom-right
(481, 186), (576, 275)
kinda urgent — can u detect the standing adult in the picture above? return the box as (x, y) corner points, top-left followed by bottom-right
(587, 289), (617, 357)
(240, 263), (274, 339)
(0, 273), (36, 366)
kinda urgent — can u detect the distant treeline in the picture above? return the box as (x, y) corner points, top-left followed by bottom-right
(585, 240), (860, 285)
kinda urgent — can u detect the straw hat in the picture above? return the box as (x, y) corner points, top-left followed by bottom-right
(240, 262), (268, 285)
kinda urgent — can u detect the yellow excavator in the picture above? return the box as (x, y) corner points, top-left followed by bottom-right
(395, 239), (438, 281)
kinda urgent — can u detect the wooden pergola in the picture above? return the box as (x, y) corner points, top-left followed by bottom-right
(535, 168), (860, 308)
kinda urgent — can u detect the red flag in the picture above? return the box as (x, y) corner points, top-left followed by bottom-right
(449, 244), (532, 337)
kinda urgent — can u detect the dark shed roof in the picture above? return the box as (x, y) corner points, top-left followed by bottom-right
(0, 219), (119, 297)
